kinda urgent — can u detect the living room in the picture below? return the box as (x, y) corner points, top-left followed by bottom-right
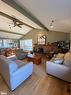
(0, 0), (71, 95)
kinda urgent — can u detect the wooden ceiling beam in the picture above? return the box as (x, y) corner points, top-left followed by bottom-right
(2, 0), (49, 31)
(0, 29), (24, 36)
(0, 12), (35, 29)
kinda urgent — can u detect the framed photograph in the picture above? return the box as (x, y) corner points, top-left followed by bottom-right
(38, 35), (46, 44)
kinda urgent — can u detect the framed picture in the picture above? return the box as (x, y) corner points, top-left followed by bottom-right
(38, 35), (46, 44)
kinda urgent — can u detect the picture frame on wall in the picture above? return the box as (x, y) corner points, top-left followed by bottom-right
(37, 35), (46, 44)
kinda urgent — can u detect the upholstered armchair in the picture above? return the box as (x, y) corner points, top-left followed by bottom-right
(15, 49), (28, 60)
(0, 55), (33, 91)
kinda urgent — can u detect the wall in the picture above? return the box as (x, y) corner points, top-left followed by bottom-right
(23, 29), (70, 45)
(23, 29), (47, 44)
(70, 33), (71, 52)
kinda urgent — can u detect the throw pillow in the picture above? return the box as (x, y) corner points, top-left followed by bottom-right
(56, 53), (64, 59)
(51, 57), (63, 64)
(54, 58), (63, 64)
(64, 52), (70, 60)
(63, 52), (71, 67)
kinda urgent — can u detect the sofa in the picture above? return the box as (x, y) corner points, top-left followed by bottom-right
(0, 55), (33, 91)
(46, 52), (71, 82)
(15, 49), (28, 60)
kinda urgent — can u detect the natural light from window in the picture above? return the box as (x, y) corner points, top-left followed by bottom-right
(20, 39), (33, 51)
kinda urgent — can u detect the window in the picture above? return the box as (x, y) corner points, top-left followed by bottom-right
(20, 39), (33, 51)
(3, 39), (13, 48)
(20, 40), (24, 49)
(0, 39), (18, 48)
(0, 40), (2, 48)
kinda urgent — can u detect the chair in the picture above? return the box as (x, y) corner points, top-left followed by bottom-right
(0, 55), (33, 91)
(15, 49), (27, 60)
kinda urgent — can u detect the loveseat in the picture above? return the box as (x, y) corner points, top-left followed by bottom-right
(0, 55), (33, 91)
(46, 52), (71, 82)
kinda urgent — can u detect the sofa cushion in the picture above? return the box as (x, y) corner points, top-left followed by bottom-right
(7, 55), (17, 61)
(9, 61), (18, 75)
(14, 60), (27, 68)
(63, 52), (71, 67)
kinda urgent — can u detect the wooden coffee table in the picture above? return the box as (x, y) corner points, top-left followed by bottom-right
(27, 54), (41, 65)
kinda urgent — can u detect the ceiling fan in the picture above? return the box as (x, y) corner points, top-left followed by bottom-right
(0, 11), (34, 29)
(12, 18), (23, 28)
(8, 19), (23, 28)
(8, 21), (23, 29)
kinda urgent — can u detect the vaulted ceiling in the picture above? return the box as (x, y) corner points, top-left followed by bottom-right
(0, 0), (42, 39)
(14, 0), (71, 33)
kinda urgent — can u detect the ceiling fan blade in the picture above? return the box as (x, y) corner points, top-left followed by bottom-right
(12, 19), (17, 27)
(17, 24), (22, 28)
(17, 23), (23, 25)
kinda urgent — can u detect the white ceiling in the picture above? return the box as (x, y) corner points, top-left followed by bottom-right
(0, 0), (42, 39)
(0, 31), (22, 39)
(14, 0), (71, 33)
(0, 15), (32, 35)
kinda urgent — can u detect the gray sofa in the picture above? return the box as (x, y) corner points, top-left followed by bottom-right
(0, 55), (33, 91)
(15, 49), (28, 60)
(46, 52), (71, 82)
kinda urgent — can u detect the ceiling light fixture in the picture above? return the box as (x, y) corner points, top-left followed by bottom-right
(50, 25), (53, 28)
(9, 25), (11, 29)
(50, 20), (54, 28)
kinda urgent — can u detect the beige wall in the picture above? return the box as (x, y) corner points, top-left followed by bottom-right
(23, 29), (70, 44)
(23, 29), (47, 44)
(70, 33), (71, 52)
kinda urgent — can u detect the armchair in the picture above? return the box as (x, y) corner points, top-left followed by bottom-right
(0, 55), (33, 91)
(15, 49), (27, 60)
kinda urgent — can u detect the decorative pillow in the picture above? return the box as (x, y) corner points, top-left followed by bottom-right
(51, 53), (64, 63)
(56, 53), (64, 59)
(64, 52), (70, 60)
(64, 52), (71, 67)
(54, 58), (63, 64)
(51, 57), (63, 64)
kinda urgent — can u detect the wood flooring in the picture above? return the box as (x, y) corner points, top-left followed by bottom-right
(0, 56), (70, 95)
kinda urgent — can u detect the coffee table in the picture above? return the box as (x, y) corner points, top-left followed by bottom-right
(27, 54), (41, 65)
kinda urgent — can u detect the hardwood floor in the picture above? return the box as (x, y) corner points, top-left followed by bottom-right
(0, 58), (70, 95)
